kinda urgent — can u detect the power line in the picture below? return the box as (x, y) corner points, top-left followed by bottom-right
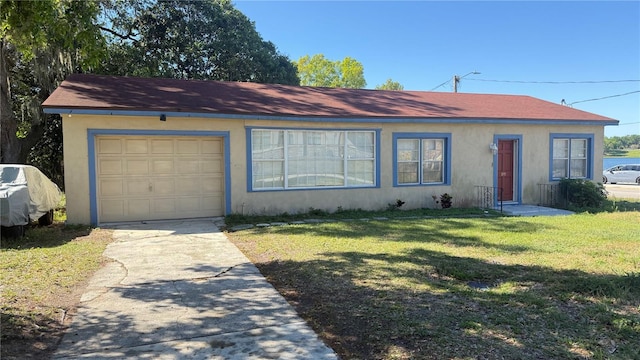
(568, 90), (640, 106)
(430, 79), (452, 91)
(467, 78), (640, 84)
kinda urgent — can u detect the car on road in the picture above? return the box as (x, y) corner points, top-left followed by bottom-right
(602, 164), (640, 184)
(1, 165), (62, 237)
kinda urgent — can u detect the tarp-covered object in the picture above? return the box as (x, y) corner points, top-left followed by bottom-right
(0, 165), (62, 226)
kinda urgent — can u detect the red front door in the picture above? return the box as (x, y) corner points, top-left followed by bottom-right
(497, 140), (514, 201)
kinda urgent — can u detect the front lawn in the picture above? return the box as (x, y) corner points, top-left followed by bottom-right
(0, 224), (113, 359)
(228, 212), (640, 359)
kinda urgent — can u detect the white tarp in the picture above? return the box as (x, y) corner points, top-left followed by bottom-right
(0, 165), (62, 226)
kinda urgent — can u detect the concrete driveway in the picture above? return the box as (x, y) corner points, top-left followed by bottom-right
(53, 219), (336, 359)
(605, 184), (640, 200)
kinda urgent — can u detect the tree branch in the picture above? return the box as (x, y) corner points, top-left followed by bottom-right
(99, 26), (138, 43)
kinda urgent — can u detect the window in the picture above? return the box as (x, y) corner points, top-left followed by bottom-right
(550, 134), (593, 180)
(250, 129), (376, 190)
(393, 133), (451, 186)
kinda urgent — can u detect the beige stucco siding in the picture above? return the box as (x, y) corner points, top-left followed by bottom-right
(62, 114), (605, 224)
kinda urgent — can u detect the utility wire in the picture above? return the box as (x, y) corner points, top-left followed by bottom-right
(430, 79), (452, 91)
(467, 78), (640, 84)
(568, 90), (640, 106)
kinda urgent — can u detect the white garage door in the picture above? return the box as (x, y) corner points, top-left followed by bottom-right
(96, 135), (224, 223)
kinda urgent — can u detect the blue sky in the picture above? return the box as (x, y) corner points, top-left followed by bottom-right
(234, 1), (640, 137)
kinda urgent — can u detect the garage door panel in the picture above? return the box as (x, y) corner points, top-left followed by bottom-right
(101, 200), (124, 217)
(98, 139), (122, 154)
(127, 199), (150, 216)
(127, 180), (151, 195)
(125, 160), (149, 175)
(151, 139), (174, 154)
(97, 136), (224, 223)
(177, 197), (200, 212)
(153, 179), (175, 194)
(125, 139), (148, 154)
(177, 140), (199, 154)
(153, 198), (176, 213)
(202, 196), (223, 212)
(176, 178), (200, 195)
(202, 139), (222, 154)
(202, 159), (223, 173)
(177, 159), (200, 174)
(99, 180), (123, 196)
(98, 159), (123, 175)
(201, 177), (222, 193)
(151, 159), (175, 174)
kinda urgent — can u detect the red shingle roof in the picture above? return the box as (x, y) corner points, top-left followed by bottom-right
(42, 74), (616, 123)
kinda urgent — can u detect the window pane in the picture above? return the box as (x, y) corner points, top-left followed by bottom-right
(571, 139), (587, 159)
(347, 132), (374, 159)
(570, 159), (587, 178)
(398, 162), (418, 184)
(553, 139), (569, 159)
(423, 161), (443, 183)
(553, 159), (568, 178)
(398, 139), (419, 161)
(252, 160), (284, 188)
(423, 139), (443, 161)
(252, 130), (284, 160)
(347, 160), (374, 185)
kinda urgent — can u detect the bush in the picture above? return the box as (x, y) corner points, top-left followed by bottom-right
(440, 193), (453, 209)
(558, 179), (607, 209)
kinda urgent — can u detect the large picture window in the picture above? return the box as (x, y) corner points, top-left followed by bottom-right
(250, 129), (376, 190)
(550, 134), (593, 180)
(393, 133), (451, 186)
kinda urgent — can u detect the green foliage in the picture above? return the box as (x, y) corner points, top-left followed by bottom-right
(98, 0), (299, 85)
(375, 78), (404, 90)
(604, 135), (640, 155)
(559, 179), (607, 209)
(440, 193), (453, 208)
(1, 0), (105, 167)
(295, 53), (366, 88)
(387, 199), (406, 211)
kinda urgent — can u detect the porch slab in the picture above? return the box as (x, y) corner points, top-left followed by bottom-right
(501, 205), (574, 217)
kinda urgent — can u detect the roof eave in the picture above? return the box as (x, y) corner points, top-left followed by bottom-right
(43, 107), (619, 126)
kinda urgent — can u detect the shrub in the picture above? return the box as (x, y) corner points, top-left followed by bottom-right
(558, 179), (607, 209)
(440, 193), (453, 209)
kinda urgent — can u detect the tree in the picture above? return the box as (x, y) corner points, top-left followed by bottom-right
(1, 0), (105, 166)
(98, 0), (299, 85)
(295, 54), (366, 88)
(375, 78), (404, 91)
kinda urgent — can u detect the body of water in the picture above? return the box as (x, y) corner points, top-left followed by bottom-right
(603, 157), (640, 169)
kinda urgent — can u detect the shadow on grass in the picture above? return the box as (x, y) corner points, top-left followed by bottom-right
(254, 247), (640, 359)
(260, 217), (548, 253)
(0, 223), (92, 250)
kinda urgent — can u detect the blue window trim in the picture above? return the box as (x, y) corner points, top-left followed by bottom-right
(87, 129), (231, 225)
(392, 132), (452, 187)
(548, 133), (594, 182)
(246, 126), (381, 192)
(492, 134), (523, 205)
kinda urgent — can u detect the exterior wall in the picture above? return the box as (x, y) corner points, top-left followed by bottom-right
(63, 114), (605, 224)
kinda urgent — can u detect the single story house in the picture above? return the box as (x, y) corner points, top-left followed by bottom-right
(42, 74), (617, 225)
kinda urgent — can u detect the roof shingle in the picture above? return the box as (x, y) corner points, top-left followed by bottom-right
(42, 74), (616, 123)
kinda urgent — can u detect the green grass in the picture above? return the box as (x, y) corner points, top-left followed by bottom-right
(604, 148), (640, 158)
(1, 224), (113, 359)
(228, 211), (640, 359)
(225, 207), (496, 228)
